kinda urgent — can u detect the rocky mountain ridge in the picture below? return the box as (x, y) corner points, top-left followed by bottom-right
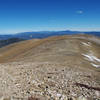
(0, 34), (100, 100)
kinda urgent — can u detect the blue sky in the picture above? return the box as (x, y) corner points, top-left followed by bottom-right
(0, 0), (100, 34)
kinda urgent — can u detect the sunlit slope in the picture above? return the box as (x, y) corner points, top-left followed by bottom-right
(0, 39), (40, 62)
(0, 34), (100, 70)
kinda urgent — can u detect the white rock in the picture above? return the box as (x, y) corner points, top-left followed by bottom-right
(95, 91), (100, 97)
(56, 93), (62, 97)
(0, 96), (4, 100)
(61, 95), (68, 100)
(78, 96), (87, 100)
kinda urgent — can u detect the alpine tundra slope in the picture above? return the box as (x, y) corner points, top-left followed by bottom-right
(0, 34), (100, 100)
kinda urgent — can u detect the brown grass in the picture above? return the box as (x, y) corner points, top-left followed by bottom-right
(0, 34), (99, 63)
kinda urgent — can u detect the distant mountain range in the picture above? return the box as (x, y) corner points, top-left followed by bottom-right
(0, 30), (100, 40)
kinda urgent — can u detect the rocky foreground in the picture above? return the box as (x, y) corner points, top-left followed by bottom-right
(0, 61), (100, 100)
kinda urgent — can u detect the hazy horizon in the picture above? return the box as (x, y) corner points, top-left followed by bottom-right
(0, 29), (100, 35)
(0, 0), (100, 34)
